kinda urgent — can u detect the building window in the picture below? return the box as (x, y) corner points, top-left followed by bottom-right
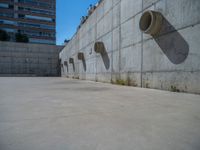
(0, 19), (16, 25)
(25, 15), (53, 22)
(0, 28), (16, 33)
(18, 14), (25, 18)
(0, 3), (9, 8)
(8, 5), (14, 9)
(18, 7), (55, 16)
(0, 3), (14, 9)
(20, 30), (55, 38)
(18, 0), (54, 9)
(0, 12), (14, 18)
(29, 38), (55, 44)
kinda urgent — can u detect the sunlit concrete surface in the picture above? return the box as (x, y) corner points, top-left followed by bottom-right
(0, 77), (200, 150)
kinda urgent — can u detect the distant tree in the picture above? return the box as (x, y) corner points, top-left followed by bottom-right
(15, 33), (29, 43)
(0, 29), (10, 41)
(63, 39), (70, 45)
(64, 39), (70, 44)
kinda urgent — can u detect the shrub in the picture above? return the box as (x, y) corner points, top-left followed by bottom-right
(0, 29), (10, 41)
(15, 33), (29, 43)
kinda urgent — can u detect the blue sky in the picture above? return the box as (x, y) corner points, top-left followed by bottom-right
(56, 0), (98, 45)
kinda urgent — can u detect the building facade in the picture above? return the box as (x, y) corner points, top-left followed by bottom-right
(0, 0), (56, 45)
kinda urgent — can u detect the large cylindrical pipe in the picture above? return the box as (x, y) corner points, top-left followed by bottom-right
(69, 58), (74, 64)
(94, 42), (105, 53)
(139, 10), (163, 35)
(64, 61), (68, 66)
(77, 52), (84, 60)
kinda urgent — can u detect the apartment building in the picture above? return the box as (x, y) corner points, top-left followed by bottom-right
(0, 0), (56, 45)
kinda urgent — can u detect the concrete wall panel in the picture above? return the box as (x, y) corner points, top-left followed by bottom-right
(60, 0), (200, 94)
(0, 41), (63, 76)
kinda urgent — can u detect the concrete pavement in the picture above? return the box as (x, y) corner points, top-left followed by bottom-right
(0, 77), (200, 150)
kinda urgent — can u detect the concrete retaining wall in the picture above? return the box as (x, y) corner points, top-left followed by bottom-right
(59, 0), (200, 94)
(0, 41), (63, 76)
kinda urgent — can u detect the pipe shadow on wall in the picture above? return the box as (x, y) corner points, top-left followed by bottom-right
(61, 63), (64, 74)
(64, 61), (69, 72)
(72, 63), (75, 72)
(78, 53), (87, 71)
(58, 59), (62, 76)
(94, 42), (110, 70)
(101, 50), (110, 70)
(82, 57), (87, 71)
(153, 16), (189, 64)
(69, 58), (75, 72)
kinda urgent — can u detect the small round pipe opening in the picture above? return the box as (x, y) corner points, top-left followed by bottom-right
(69, 58), (74, 64)
(64, 61), (69, 72)
(94, 42), (105, 53)
(64, 61), (68, 66)
(139, 10), (163, 35)
(78, 52), (84, 60)
(139, 11), (153, 32)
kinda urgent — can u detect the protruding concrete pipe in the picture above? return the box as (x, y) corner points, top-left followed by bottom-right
(69, 58), (74, 64)
(77, 52), (84, 60)
(94, 42), (105, 53)
(139, 10), (163, 35)
(64, 61), (68, 66)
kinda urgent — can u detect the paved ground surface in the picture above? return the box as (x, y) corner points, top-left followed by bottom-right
(0, 77), (200, 150)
